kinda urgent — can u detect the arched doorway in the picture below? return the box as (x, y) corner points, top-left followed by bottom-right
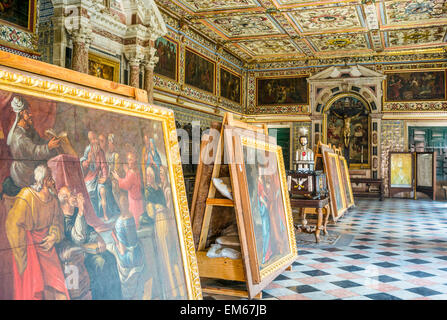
(324, 94), (371, 168)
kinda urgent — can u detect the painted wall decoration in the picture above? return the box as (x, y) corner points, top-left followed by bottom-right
(385, 70), (446, 102)
(154, 37), (178, 81)
(88, 53), (120, 82)
(184, 48), (216, 94)
(256, 76), (308, 106)
(390, 153), (413, 188)
(0, 0), (35, 31)
(327, 96), (369, 167)
(0, 68), (202, 300)
(220, 67), (242, 104)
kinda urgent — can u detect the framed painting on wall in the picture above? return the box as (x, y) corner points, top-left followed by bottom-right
(0, 0), (36, 32)
(0, 61), (201, 300)
(184, 48), (216, 94)
(385, 70), (447, 102)
(256, 76), (308, 106)
(389, 152), (414, 198)
(229, 128), (297, 287)
(220, 67), (242, 105)
(88, 53), (120, 82)
(154, 37), (178, 81)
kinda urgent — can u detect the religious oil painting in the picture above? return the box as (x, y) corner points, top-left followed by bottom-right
(390, 153), (413, 188)
(220, 67), (242, 105)
(0, 0), (35, 31)
(234, 133), (297, 284)
(385, 70), (446, 102)
(154, 37), (178, 81)
(0, 69), (201, 300)
(321, 145), (347, 220)
(184, 48), (215, 94)
(88, 53), (120, 82)
(327, 96), (369, 168)
(339, 155), (354, 208)
(256, 76), (308, 106)
(416, 153), (433, 188)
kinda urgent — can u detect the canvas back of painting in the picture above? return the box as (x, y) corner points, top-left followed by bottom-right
(0, 63), (201, 300)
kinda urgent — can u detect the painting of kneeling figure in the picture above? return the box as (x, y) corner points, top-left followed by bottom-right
(0, 71), (201, 300)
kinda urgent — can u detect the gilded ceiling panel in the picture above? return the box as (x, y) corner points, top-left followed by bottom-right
(386, 26), (447, 47)
(288, 5), (364, 33)
(238, 39), (302, 56)
(206, 14), (283, 38)
(383, 0), (447, 26)
(308, 33), (369, 52)
(176, 0), (258, 12)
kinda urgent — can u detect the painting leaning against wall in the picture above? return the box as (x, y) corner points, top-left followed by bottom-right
(0, 70), (201, 300)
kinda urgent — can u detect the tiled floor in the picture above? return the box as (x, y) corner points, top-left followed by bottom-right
(261, 199), (447, 300)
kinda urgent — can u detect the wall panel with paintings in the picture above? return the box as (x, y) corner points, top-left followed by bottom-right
(0, 57), (201, 300)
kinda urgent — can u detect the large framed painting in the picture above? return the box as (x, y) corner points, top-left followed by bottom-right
(385, 70), (447, 102)
(0, 0), (36, 32)
(338, 155), (354, 209)
(229, 128), (297, 287)
(321, 144), (347, 220)
(88, 53), (120, 82)
(256, 76), (308, 106)
(389, 152), (414, 198)
(184, 48), (216, 94)
(220, 67), (242, 105)
(326, 95), (370, 168)
(415, 152), (437, 200)
(0, 63), (201, 300)
(154, 37), (178, 81)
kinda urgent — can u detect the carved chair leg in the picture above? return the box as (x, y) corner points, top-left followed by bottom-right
(315, 207), (323, 243)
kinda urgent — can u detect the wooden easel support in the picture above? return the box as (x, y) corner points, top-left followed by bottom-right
(191, 113), (270, 299)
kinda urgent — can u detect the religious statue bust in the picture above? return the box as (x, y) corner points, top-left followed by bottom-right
(294, 136), (314, 172)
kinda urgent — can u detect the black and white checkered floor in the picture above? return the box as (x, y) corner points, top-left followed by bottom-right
(259, 198), (447, 300)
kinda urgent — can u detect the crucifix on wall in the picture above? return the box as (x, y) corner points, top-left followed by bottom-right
(326, 96), (370, 168)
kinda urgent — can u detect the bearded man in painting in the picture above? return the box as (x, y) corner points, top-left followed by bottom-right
(6, 165), (69, 300)
(3, 96), (61, 196)
(81, 131), (120, 221)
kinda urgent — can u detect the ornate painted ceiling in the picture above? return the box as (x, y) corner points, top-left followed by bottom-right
(154, 0), (447, 63)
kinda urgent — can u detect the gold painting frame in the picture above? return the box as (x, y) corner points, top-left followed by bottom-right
(255, 74), (310, 107)
(339, 155), (355, 209)
(0, 0), (37, 33)
(154, 36), (179, 82)
(219, 66), (243, 106)
(184, 47), (216, 95)
(321, 144), (348, 221)
(88, 52), (120, 83)
(384, 69), (447, 103)
(231, 130), (297, 285)
(0, 63), (202, 300)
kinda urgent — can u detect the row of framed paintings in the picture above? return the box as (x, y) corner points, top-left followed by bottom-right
(389, 152), (437, 200)
(317, 143), (355, 222)
(155, 37), (243, 105)
(0, 52), (298, 300)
